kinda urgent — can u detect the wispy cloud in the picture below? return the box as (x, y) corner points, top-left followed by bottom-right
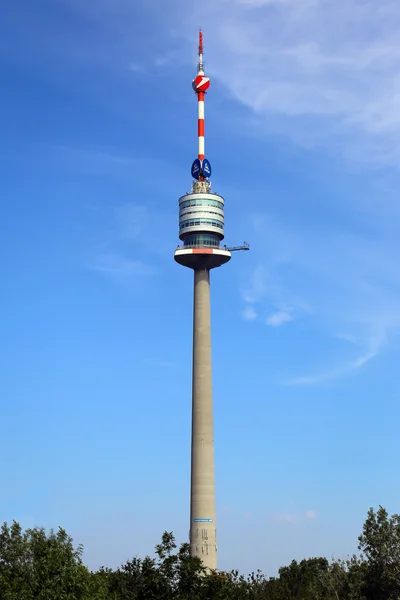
(242, 265), (269, 304)
(80, 198), (156, 285)
(286, 334), (386, 386)
(285, 294), (394, 386)
(271, 509), (317, 524)
(113, 204), (149, 241)
(59, 155), (159, 285)
(153, 360), (177, 369)
(220, 506), (255, 521)
(266, 308), (293, 327)
(177, 0), (400, 164)
(242, 305), (258, 321)
(20, 0), (400, 164)
(242, 212), (400, 384)
(87, 203), (156, 285)
(242, 512), (254, 520)
(304, 510), (317, 520)
(48, 145), (165, 179)
(13, 1), (400, 376)
(52, 145), (136, 167)
(89, 253), (154, 282)
(129, 62), (145, 73)
(334, 333), (358, 345)
(16, 0), (400, 164)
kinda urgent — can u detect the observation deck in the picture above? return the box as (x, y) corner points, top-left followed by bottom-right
(174, 180), (232, 270)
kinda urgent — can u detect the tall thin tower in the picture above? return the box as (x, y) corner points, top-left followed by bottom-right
(174, 32), (248, 571)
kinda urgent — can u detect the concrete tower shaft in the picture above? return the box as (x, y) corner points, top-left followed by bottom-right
(190, 268), (217, 568)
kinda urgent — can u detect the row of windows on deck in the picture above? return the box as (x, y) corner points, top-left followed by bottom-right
(183, 234), (221, 247)
(180, 218), (224, 230)
(180, 198), (224, 210)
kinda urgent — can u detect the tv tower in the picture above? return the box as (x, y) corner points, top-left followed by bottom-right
(174, 31), (248, 570)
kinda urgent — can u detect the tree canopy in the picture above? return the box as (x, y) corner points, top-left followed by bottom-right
(0, 506), (399, 599)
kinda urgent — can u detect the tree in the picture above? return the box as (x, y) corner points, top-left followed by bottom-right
(323, 556), (367, 600)
(0, 521), (90, 600)
(0, 521), (32, 600)
(274, 557), (332, 599)
(358, 506), (400, 600)
(88, 567), (116, 600)
(346, 555), (367, 600)
(109, 531), (205, 600)
(2, 507), (400, 600)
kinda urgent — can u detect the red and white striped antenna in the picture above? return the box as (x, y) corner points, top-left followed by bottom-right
(191, 30), (211, 180)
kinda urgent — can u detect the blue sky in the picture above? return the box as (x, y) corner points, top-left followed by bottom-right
(1, 0), (400, 577)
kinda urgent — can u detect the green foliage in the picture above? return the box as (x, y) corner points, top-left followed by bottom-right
(0, 507), (399, 599)
(0, 521), (89, 600)
(0, 521), (32, 600)
(358, 506), (400, 599)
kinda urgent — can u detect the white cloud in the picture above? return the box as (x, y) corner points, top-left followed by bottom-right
(129, 62), (145, 73)
(286, 346), (381, 385)
(242, 512), (253, 520)
(305, 510), (317, 520)
(32, 0), (400, 163)
(219, 506), (254, 520)
(113, 204), (148, 241)
(274, 513), (295, 523)
(176, 0), (400, 164)
(242, 265), (268, 304)
(286, 302), (393, 386)
(51, 145), (136, 169)
(286, 374), (326, 387)
(15, 1), (400, 377)
(271, 509), (317, 523)
(19, 0), (400, 165)
(266, 309), (293, 327)
(235, 0), (294, 6)
(242, 304), (258, 320)
(89, 253), (154, 282)
(334, 333), (357, 345)
(242, 213), (400, 384)
(84, 201), (155, 285)
(154, 361), (176, 368)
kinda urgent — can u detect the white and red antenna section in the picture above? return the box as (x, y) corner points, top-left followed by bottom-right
(191, 30), (212, 181)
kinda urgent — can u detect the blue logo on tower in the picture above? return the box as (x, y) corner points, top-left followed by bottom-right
(202, 158), (212, 177)
(193, 518), (213, 523)
(191, 158), (212, 179)
(191, 159), (201, 179)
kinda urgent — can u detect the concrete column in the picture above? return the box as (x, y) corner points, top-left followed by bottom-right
(190, 268), (217, 571)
